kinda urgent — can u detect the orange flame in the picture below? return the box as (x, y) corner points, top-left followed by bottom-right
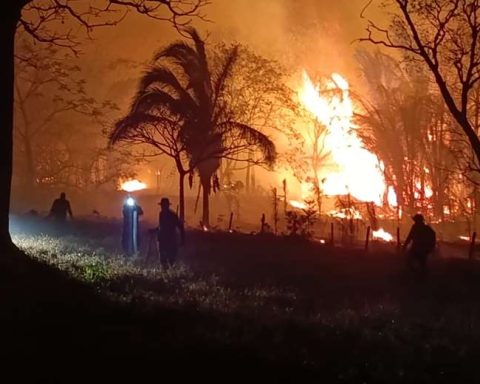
(372, 228), (394, 242)
(119, 180), (147, 192)
(297, 71), (388, 205)
(289, 200), (307, 209)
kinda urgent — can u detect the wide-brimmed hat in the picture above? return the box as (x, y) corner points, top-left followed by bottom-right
(412, 213), (425, 223)
(158, 197), (170, 207)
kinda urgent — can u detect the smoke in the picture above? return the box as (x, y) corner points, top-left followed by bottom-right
(205, 0), (368, 77)
(13, 0), (374, 221)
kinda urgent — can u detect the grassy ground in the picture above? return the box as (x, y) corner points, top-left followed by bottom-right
(4, 217), (480, 382)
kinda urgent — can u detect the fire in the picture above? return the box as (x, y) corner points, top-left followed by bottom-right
(387, 186), (398, 207)
(328, 208), (362, 220)
(298, 71), (387, 205)
(414, 180), (433, 199)
(289, 200), (307, 209)
(119, 179), (147, 192)
(372, 228), (394, 242)
(459, 235), (471, 241)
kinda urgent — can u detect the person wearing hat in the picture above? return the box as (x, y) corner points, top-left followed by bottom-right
(402, 213), (436, 276)
(157, 197), (185, 267)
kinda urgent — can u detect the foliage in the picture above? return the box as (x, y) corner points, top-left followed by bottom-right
(110, 29), (293, 225)
(10, 218), (480, 382)
(285, 199), (317, 238)
(355, 49), (474, 222)
(13, 38), (135, 193)
(360, 0), (480, 180)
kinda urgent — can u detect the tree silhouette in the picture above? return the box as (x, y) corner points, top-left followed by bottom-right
(115, 28), (276, 227)
(360, 0), (480, 181)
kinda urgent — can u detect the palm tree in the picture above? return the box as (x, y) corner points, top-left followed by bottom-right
(110, 111), (191, 222)
(115, 28), (276, 227)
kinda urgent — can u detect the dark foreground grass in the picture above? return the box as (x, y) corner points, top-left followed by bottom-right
(4, 218), (480, 382)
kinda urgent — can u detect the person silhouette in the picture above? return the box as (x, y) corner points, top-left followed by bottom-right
(122, 196), (143, 256)
(157, 197), (185, 267)
(403, 213), (436, 276)
(49, 192), (73, 222)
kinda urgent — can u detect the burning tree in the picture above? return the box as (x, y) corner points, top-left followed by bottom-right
(355, 50), (446, 218)
(114, 28), (277, 227)
(0, 0), (208, 247)
(286, 74), (332, 215)
(289, 71), (387, 215)
(360, 0), (480, 183)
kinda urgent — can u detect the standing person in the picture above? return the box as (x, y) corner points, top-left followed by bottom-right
(122, 196), (143, 256)
(49, 192), (73, 222)
(402, 213), (436, 276)
(157, 197), (185, 267)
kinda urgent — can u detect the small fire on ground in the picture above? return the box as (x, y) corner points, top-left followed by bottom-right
(119, 179), (147, 192)
(372, 228), (394, 242)
(289, 200), (307, 209)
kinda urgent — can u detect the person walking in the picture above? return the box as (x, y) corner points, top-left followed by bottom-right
(402, 213), (436, 277)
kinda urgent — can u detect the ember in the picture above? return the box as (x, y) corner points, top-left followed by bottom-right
(372, 228), (394, 242)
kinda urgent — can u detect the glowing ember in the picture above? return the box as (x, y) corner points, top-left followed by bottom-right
(120, 180), (147, 192)
(290, 200), (307, 209)
(414, 180), (433, 199)
(459, 236), (471, 241)
(328, 208), (362, 220)
(387, 186), (398, 207)
(372, 228), (394, 242)
(298, 71), (387, 205)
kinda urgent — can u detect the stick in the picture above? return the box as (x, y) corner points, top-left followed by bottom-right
(396, 227), (401, 249)
(228, 212), (233, 231)
(260, 213), (265, 234)
(469, 231), (477, 260)
(330, 222), (334, 245)
(365, 226), (371, 251)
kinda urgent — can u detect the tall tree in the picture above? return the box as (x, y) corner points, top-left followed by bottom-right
(0, 0), (207, 248)
(356, 50), (431, 215)
(14, 39), (115, 191)
(121, 28), (276, 227)
(360, 0), (480, 180)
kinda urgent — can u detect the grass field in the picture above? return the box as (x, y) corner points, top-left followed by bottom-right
(4, 216), (480, 382)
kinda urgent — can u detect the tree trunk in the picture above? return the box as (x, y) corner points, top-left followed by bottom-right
(201, 176), (210, 227)
(24, 135), (36, 189)
(245, 163), (250, 193)
(178, 171), (186, 222)
(0, 6), (21, 249)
